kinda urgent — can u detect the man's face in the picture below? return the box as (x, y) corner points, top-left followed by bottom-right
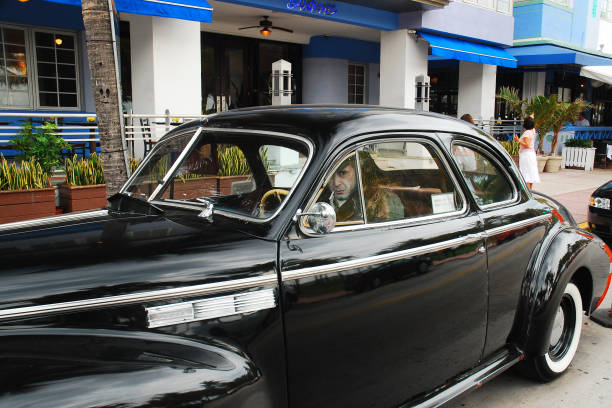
(328, 161), (356, 201)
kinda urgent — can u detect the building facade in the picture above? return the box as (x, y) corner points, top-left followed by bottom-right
(1, 0), (522, 122)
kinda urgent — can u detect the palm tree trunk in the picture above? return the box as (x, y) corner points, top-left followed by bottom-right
(81, 0), (128, 196)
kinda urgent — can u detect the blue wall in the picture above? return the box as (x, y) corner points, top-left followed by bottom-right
(216, 0), (397, 30)
(303, 36), (380, 63)
(0, 0), (84, 30)
(513, 0), (597, 48)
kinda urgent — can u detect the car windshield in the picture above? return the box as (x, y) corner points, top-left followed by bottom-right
(124, 128), (311, 219)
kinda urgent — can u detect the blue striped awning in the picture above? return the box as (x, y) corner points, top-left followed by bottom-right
(43, 0), (213, 23)
(418, 31), (517, 68)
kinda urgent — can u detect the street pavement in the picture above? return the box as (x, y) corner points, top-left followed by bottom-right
(444, 166), (612, 408)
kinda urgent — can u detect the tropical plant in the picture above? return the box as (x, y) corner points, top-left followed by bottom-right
(546, 99), (591, 154)
(564, 138), (593, 148)
(0, 155), (51, 191)
(10, 121), (72, 174)
(500, 140), (520, 156)
(81, 0), (128, 196)
(63, 153), (106, 186)
(497, 87), (525, 118)
(218, 145), (251, 176)
(129, 157), (142, 174)
(525, 95), (559, 153)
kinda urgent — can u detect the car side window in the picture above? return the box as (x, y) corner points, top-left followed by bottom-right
(358, 141), (461, 222)
(306, 140), (462, 230)
(451, 143), (514, 207)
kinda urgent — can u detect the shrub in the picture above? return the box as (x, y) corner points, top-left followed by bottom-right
(10, 121), (72, 174)
(0, 155), (51, 191)
(218, 145), (251, 176)
(500, 140), (520, 155)
(63, 153), (105, 186)
(564, 139), (593, 148)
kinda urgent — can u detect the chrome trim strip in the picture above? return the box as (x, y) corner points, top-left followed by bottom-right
(282, 234), (482, 282)
(0, 274), (277, 322)
(146, 288), (276, 328)
(149, 127), (204, 201)
(410, 349), (522, 408)
(0, 210), (109, 233)
(484, 214), (551, 237)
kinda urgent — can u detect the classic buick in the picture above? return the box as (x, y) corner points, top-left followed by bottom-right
(1, 105), (611, 408)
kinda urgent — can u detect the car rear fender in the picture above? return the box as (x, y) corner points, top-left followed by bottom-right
(0, 328), (260, 407)
(511, 226), (610, 356)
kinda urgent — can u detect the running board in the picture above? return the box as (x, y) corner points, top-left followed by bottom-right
(403, 347), (524, 408)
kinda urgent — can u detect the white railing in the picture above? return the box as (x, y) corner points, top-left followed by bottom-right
(0, 110), (208, 159)
(561, 147), (597, 171)
(473, 117), (522, 140)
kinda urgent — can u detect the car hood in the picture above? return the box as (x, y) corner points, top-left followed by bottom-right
(592, 180), (612, 198)
(0, 197), (276, 311)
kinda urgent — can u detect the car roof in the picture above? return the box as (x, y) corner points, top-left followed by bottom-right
(161, 105), (492, 149)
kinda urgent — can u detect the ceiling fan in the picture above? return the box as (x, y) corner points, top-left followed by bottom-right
(238, 16), (293, 36)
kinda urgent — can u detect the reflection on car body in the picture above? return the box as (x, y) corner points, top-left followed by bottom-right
(0, 105), (610, 408)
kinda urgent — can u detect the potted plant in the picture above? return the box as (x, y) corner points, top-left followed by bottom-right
(498, 89), (557, 171)
(541, 99), (590, 172)
(0, 155), (56, 224)
(217, 145), (253, 195)
(59, 153), (107, 212)
(500, 140), (520, 166)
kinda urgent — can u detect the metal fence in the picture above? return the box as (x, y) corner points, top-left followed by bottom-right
(0, 110), (207, 160)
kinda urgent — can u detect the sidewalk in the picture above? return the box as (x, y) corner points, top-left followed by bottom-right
(533, 167), (612, 226)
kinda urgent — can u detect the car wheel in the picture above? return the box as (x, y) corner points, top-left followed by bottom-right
(525, 282), (583, 382)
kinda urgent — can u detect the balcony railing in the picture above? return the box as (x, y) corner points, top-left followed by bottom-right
(0, 110), (208, 160)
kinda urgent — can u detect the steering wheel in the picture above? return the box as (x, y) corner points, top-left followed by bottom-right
(259, 189), (289, 216)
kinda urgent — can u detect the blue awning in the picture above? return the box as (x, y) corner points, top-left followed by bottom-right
(508, 45), (612, 67)
(418, 31), (517, 68)
(43, 0), (212, 23)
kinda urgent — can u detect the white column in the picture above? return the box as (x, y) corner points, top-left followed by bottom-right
(522, 72), (546, 101)
(380, 30), (428, 108)
(457, 61), (497, 122)
(127, 14), (201, 116)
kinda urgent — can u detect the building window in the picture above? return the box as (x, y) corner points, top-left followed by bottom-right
(463, 0), (513, 14)
(348, 63), (366, 104)
(603, 0), (612, 22)
(1, 26), (30, 108)
(0, 24), (79, 110)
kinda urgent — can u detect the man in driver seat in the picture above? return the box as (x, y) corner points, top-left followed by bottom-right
(326, 154), (404, 223)
(326, 155), (363, 222)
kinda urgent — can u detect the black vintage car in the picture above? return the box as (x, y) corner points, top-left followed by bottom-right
(1, 106), (611, 408)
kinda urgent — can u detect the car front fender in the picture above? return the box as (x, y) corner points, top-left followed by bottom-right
(511, 226), (610, 356)
(0, 328), (260, 407)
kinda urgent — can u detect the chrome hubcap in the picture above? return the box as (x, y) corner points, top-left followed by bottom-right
(550, 305), (565, 347)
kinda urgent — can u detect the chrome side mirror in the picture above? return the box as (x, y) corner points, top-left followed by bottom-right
(294, 202), (336, 234)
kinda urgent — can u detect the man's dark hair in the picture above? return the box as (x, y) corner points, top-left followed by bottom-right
(523, 116), (535, 130)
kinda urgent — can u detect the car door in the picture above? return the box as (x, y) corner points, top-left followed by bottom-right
(279, 135), (488, 408)
(449, 137), (550, 357)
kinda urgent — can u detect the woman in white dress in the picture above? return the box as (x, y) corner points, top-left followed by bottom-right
(513, 116), (540, 189)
